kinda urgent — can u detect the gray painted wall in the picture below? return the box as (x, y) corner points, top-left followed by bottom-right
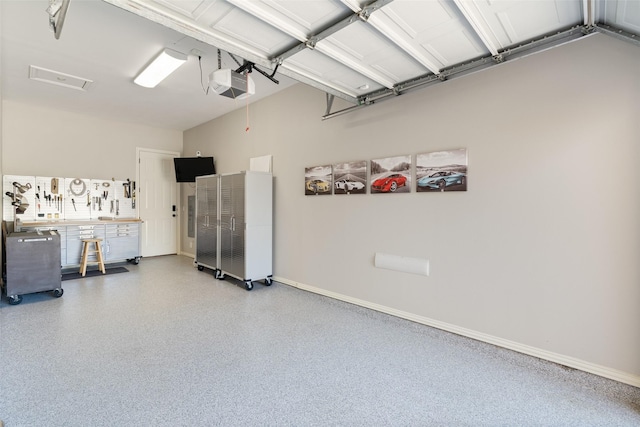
(2, 101), (182, 179)
(183, 34), (640, 384)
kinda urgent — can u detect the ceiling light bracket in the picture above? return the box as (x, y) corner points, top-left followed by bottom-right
(252, 63), (280, 85)
(325, 93), (335, 116)
(235, 61), (254, 75)
(592, 23), (640, 47)
(47, 0), (70, 40)
(358, 9), (371, 22)
(360, 0), (393, 22)
(233, 58), (280, 85)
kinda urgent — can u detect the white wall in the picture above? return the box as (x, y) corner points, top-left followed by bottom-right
(0, 4), (3, 183)
(2, 100), (182, 179)
(184, 34), (640, 385)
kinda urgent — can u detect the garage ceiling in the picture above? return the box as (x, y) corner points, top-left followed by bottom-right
(105, 0), (640, 119)
(2, 1), (638, 130)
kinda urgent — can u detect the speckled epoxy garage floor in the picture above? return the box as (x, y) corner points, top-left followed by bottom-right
(1, 255), (638, 426)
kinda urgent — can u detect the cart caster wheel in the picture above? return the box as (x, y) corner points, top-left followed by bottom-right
(8, 295), (22, 305)
(216, 272), (225, 280)
(133, 258), (140, 265)
(197, 265), (204, 271)
(244, 281), (253, 291)
(52, 288), (64, 298)
(264, 277), (273, 286)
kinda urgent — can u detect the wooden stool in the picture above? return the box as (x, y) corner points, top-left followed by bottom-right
(79, 238), (106, 277)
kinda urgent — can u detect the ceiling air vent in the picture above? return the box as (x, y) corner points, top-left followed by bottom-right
(29, 65), (93, 91)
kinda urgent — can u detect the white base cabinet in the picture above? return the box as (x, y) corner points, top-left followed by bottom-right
(19, 220), (141, 269)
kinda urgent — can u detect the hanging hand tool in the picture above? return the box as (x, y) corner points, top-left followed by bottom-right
(132, 181), (136, 208)
(72, 198), (76, 211)
(123, 179), (131, 198)
(12, 182), (32, 194)
(5, 191), (19, 201)
(51, 178), (59, 194)
(6, 191), (29, 214)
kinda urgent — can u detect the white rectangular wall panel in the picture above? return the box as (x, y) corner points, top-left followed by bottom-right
(374, 252), (430, 276)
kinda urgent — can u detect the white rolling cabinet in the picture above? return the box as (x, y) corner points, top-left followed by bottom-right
(196, 171), (272, 291)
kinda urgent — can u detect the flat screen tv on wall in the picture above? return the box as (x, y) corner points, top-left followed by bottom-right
(173, 157), (216, 182)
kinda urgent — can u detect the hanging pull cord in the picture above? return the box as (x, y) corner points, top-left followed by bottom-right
(245, 73), (250, 132)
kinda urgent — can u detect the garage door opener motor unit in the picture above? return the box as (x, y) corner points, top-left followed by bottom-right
(209, 69), (255, 99)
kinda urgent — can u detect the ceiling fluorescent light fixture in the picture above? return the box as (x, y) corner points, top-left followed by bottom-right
(134, 48), (187, 88)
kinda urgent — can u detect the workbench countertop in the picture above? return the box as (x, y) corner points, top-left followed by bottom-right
(19, 218), (142, 227)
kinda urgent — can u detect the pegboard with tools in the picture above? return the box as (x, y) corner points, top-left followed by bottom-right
(3, 175), (137, 222)
(87, 178), (136, 219)
(37, 176), (67, 220)
(3, 175), (36, 222)
(64, 178), (91, 220)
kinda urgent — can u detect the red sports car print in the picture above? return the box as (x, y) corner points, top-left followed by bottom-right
(371, 173), (407, 192)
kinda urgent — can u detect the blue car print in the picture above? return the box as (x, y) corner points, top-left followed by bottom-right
(417, 171), (466, 191)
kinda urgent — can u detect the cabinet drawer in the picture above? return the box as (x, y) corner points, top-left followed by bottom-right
(106, 224), (139, 238)
(67, 225), (105, 240)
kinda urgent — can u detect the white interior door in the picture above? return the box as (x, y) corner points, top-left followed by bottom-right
(137, 148), (179, 257)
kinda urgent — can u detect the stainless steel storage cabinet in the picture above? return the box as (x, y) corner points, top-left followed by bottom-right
(195, 171), (272, 291)
(4, 230), (63, 304)
(195, 174), (219, 272)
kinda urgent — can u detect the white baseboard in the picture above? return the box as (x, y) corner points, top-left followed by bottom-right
(274, 276), (640, 388)
(180, 251), (195, 259)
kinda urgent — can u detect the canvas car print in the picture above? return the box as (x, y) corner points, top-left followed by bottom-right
(305, 165), (333, 195)
(370, 155), (411, 194)
(416, 148), (468, 192)
(333, 161), (366, 195)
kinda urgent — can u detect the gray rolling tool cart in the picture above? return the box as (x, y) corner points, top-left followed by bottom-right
(3, 230), (63, 305)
